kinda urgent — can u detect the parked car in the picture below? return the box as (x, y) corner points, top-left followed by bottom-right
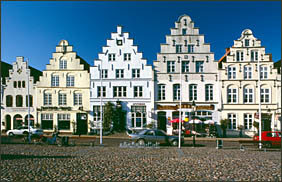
(128, 129), (184, 146)
(253, 131), (281, 148)
(6, 126), (44, 137)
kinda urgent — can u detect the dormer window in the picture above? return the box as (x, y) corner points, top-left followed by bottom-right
(245, 39), (250, 47)
(59, 60), (67, 69)
(117, 39), (123, 46)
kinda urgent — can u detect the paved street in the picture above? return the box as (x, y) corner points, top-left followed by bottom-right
(1, 139), (281, 181)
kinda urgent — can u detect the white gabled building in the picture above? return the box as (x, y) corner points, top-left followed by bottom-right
(90, 26), (154, 131)
(36, 40), (90, 134)
(218, 29), (280, 137)
(153, 15), (219, 134)
(1, 57), (42, 131)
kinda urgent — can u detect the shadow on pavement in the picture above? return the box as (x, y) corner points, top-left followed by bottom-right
(1, 154), (74, 160)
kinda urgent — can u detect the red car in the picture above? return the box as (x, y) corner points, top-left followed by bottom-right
(253, 131), (281, 148)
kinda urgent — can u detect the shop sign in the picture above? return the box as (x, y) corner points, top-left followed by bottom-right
(196, 105), (214, 110)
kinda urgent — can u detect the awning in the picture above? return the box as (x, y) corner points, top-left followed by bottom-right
(170, 118), (184, 123)
(204, 120), (214, 124)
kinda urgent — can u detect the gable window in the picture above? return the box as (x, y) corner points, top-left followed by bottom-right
(113, 86), (127, 97)
(228, 66), (236, 79)
(59, 60), (67, 69)
(167, 61), (175, 73)
(102, 69), (108, 78)
(227, 87), (237, 103)
(245, 39), (249, 47)
(44, 93), (52, 105)
(244, 114), (253, 130)
(158, 84), (166, 100)
(189, 84), (197, 101)
(243, 87), (253, 103)
(117, 40), (123, 46)
(188, 45), (194, 53)
(74, 93), (82, 105)
(97, 86), (106, 97)
(66, 75), (74, 87)
(176, 45), (182, 53)
(205, 84), (213, 101)
(251, 51), (258, 61)
(132, 69), (140, 78)
(182, 29), (187, 35)
(236, 51), (244, 61)
(6, 95), (13, 107)
(51, 75), (59, 87)
(124, 53), (131, 61)
(261, 88), (270, 103)
(116, 69), (124, 78)
(134, 86), (143, 97)
(228, 113), (237, 130)
(182, 61), (189, 73)
(173, 84), (180, 100)
(58, 93), (67, 105)
(108, 54), (116, 61)
(196, 61), (204, 73)
(16, 95), (23, 107)
(260, 66), (268, 79)
(244, 66), (252, 79)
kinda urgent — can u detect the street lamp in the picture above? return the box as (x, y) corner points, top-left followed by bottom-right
(27, 59), (31, 143)
(192, 100), (196, 147)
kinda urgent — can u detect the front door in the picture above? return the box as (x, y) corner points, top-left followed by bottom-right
(157, 112), (167, 132)
(5, 115), (11, 130)
(262, 113), (272, 131)
(76, 113), (88, 135)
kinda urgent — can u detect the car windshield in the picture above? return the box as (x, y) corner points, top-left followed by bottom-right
(155, 130), (167, 136)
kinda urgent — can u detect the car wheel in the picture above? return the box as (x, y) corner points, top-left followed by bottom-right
(23, 131), (29, 136)
(171, 140), (178, 146)
(137, 139), (145, 146)
(8, 132), (14, 137)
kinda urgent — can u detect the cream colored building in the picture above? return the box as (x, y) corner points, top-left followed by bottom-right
(36, 40), (90, 134)
(218, 29), (280, 137)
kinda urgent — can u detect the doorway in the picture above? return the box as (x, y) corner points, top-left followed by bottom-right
(5, 115), (11, 130)
(76, 113), (88, 135)
(157, 111), (167, 132)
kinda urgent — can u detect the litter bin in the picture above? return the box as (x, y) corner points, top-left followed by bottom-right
(61, 136), (69, 146)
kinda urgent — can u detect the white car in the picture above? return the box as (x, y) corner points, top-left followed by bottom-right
(6, 126), (44, 137)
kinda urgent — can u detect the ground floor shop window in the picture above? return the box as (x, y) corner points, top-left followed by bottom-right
(41, 114), (53, 130)
(131, 106), (146, 128)
(58, 114), (70, 130)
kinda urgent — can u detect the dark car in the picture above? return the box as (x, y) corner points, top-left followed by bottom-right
(253, 131), (281, 148)
(128, 129), (184, 146)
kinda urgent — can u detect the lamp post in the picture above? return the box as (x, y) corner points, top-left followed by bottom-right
(178, 56), (182, 149)
(27, 59), (31, 144)
(258, 57), (262, 149)
(192, 101), (196, 147)
(100, 61), (103, 145)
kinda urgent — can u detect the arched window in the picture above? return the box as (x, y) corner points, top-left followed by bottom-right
(227, 85), (237, 103)
(158, 84), (166, 101)
(6, 95), (13, 107)
(16, 95), (23, 107)
(243, 85), (254, 103)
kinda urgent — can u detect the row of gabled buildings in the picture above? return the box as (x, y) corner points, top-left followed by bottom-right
(1, 15), (281, 137)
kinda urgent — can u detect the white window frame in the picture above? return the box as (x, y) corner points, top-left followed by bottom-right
(132, 69), (140, 78)
(51, 75), (59, 87)
(173, 84), (180, 101)
(261, 88), (270, 103)
(244, 113), (253, 130)
(59, 60), (67, 69)
(74, 93), (82, 106)
(205, 84), (213, 101)
(102, 69), (108, 79)
(158, 84), (166, 100)
(44, 93), (52, 105)
(196, 61), (204, 73)
(113, 86), (127, 97)
(227, 87), (237, 103)
(228, 113), (237, 130)
(167, 61), (175, 73)
(251, 50), (258, 61)
(189, 84), (197, 101)
(182, 61), (189, 73)
(188, 45), (194, 53)
(108, 54), (116, 61)
(58, 93), (67, 105)
(66, 75), (75, 87)
(243, 87), (253, 103)
(134, 86), (143, 98)
(97, 86), (106, 98)
(260, 66), (268, 79)
(124, 53), (131, 61)
(116, 69), (124, 78)
(176, 45), (182, 53)
(228, 66), (236, 79)
(244, 66), (252, 79)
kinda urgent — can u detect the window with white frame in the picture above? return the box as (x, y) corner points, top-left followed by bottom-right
(58, 114), (70, 130)
(205, 84), (213, 101)
(108, 54), (116, 61)
(124, 53), (131, 61)
(74, 93), (82, 105)
(116, 69), (124, 78)
(132, 69), (140, 78)
(182, 61), (189, 73)
(66, 75), (75, 87)
(131, 106), (146, 128)
(113, 86), (127, 97)
(244, 66), (252, 79)
(188, 45), (194, 53)
(59, 60), (67, 69)
(260, 66), (268, 79)
(245, 39), (249, 47)
(167, 61), (175, 73)
(236, 51), (244, 61)
(58, 93), (67, 105)
(244, 114), (253, 130)
(173, 84), (180, 100)
(228, 113), (237, 130)
(251, 51), (258, 61)
(261, 87), (270, 103)
(97, 86), (106, 97)
(41, 113), (53, 130)
(196, 61), (204, 73)
(243, 87), (253, 103)
(228, 66), (236, 79)
(227, 87), (237, 103)
(43, 93), (52, 105)
(176, 45), (182, 53)
(189, 84), (197, 101)
(51, 75), (59, 87)
(134, 86), (143, 97)
(158, 84), (166, 100)
(102, 69), (108, 78)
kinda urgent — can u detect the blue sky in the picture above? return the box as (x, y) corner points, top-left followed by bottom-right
(1, 1), (281, 71)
